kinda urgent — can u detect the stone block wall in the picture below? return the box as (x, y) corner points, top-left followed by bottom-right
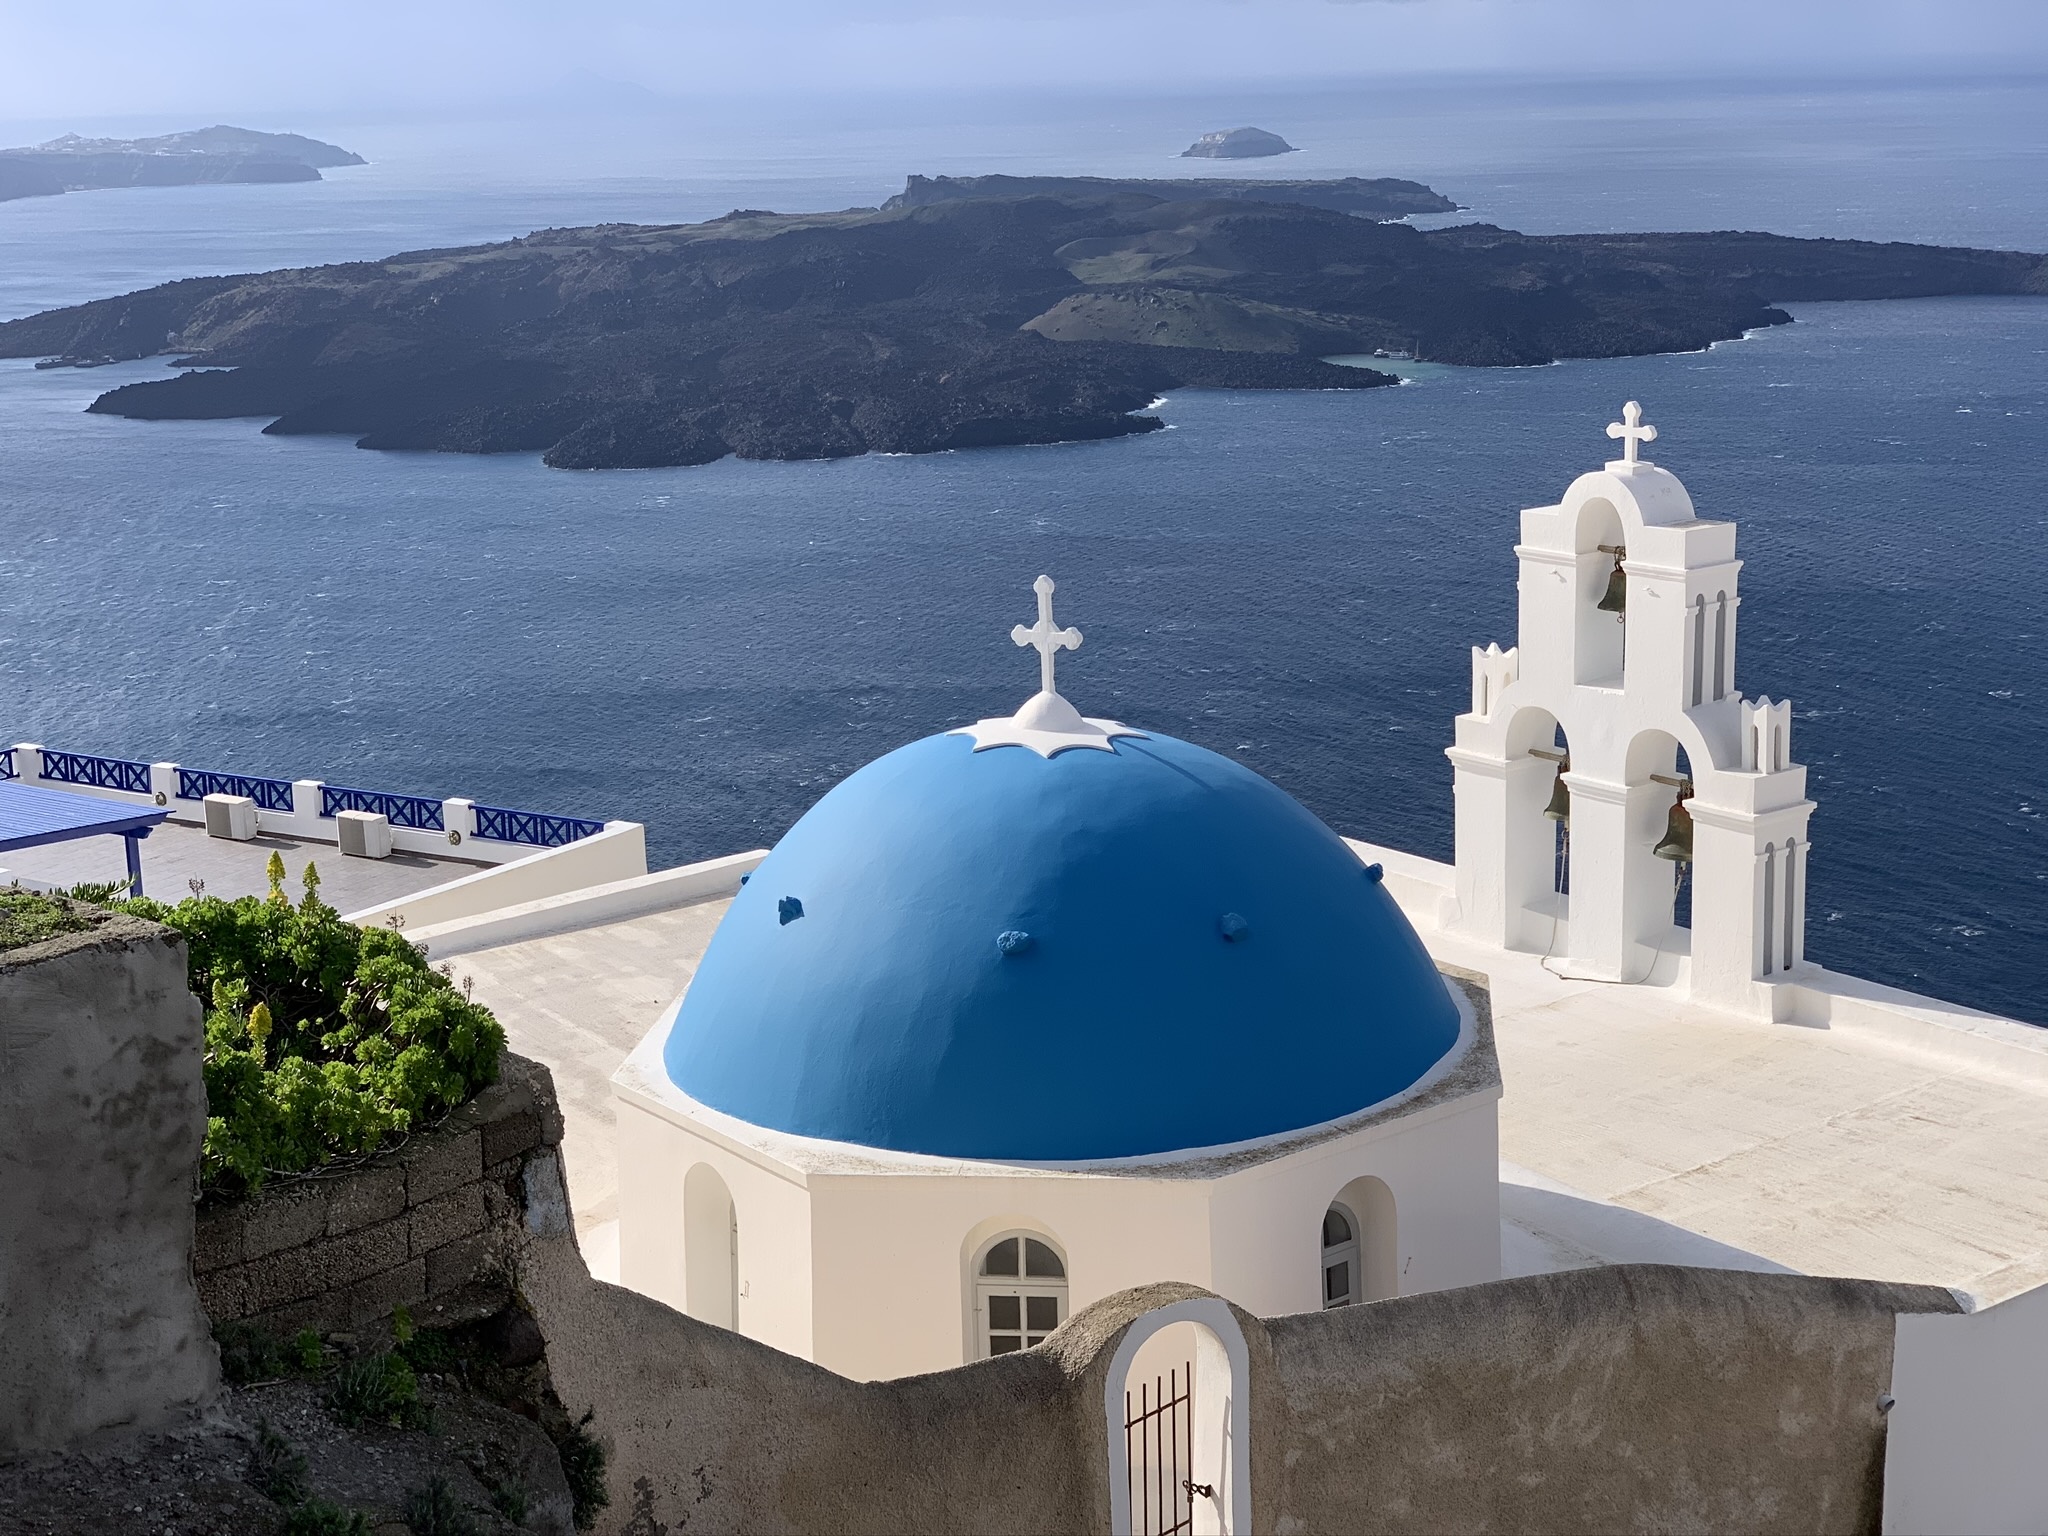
(194, 1054), (564, 1336)
(0, 911), (219, 1457)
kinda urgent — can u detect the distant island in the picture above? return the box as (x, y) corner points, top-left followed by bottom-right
(0, 126), (363, 203)
(1183, 127), (1296, 159)
(2, 175), (2041, 469)
(888, 173), (1457, 221)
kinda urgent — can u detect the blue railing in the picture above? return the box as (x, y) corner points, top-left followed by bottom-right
(472, 804), (606, 848)
(16, 745), (605, 849)
(0, 748), (13, 781)
(177, 767), (295, 812)
(39, 749), (151, 795)
(320, 784), (445, 831)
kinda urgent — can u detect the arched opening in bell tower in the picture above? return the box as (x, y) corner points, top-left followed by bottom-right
(1503, 705), (1572, 953)
(1624, 729), (1697, 962)
(1572, 497), (1627, 688)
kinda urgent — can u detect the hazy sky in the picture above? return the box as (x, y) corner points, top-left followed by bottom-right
(4, 0), (2045, 122)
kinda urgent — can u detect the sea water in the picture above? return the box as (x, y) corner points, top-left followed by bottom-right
(0, 75), (2044, 1020)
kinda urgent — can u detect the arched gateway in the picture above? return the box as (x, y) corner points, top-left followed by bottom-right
(1106, 1297), (1252, 1536)
(1447, 403), (1814, 1017)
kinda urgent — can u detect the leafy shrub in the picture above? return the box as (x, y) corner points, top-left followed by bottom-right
(291, 1326), (327, 1372)
(402, 1475), (477, 1536)
(281, 1500), (373, 1536)
(111, 859), (503, 1191)
(59, 875), (141, 903)
(554, 1408), (609, 1529)
(327, 1349), (432, 1430)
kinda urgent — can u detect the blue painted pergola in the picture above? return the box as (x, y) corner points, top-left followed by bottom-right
(0, 780), (170, 896)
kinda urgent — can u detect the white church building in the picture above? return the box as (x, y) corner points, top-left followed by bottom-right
(613, 575), (1504, 1380)
(608, 401), (1829, 1382)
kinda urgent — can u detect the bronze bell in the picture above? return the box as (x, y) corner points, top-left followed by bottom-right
(1542, 758), (1571, 825)
(1596, 552), (1628, 616)
(1653, 786), (1694, 864)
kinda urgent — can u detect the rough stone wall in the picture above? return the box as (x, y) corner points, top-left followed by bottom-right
(519, 1219), (1114, 1536)
(193, 1055), (564, 1336)
(1257, 1265), (1962, 1536)
(518, 1227), (1960, 1536)
(0, 913), (218, 1457)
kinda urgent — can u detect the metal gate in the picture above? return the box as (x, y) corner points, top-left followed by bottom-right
(1125, 1362), (1211, 1536)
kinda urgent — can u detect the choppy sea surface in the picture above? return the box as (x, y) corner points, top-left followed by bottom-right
(1, 76), (2044, 1020)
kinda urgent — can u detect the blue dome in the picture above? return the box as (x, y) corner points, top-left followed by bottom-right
(663, 728), (1460, 1161)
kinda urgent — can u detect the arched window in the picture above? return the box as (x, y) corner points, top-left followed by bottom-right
(974, 1232), (1068, 1357)
(1321, 1205), (1360, 1308)
(1327, 1177), (1399, 1303)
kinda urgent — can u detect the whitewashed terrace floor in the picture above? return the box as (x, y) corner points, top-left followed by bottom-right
(1, 818), (483, 912)
(1422, 921), (2048, 1305)
(453, 898), (731, 1239)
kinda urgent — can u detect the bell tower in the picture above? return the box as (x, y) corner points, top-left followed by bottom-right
(1444, 403), (1814, 1019)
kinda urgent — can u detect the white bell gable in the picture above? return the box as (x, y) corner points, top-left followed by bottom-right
(1446, 403), (1815, 1016)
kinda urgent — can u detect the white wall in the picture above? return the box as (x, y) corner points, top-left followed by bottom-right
(1204, 1093), (1502, 1319)
(616, 1096), (817, 1362)
(618, 1030), (1502, 1382)
(800, 1088), (1499, 1383)
(1884, 1282), (2048, 1535)
(809, 1170), (1217, 1381)
(343, 821), (649, 930)
(392, 851), (763, 959)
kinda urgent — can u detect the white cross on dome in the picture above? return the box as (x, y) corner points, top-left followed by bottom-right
(1011, 574), (1082, 697)
(950, 575), (1148, 758)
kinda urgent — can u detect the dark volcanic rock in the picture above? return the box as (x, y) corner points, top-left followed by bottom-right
(887, 173), (1457, 220)
(545, 406), (732, 469)
(3, 191), (2040, 471)
(1183, 127), (1296, 159)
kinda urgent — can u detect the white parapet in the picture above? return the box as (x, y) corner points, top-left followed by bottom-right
(390, 849), (767, 959)
(344, 820), (651, 933)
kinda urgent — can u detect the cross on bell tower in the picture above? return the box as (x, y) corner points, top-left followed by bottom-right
(1606, 400), (1658, 468)
(1012, 574), (1082, 698)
